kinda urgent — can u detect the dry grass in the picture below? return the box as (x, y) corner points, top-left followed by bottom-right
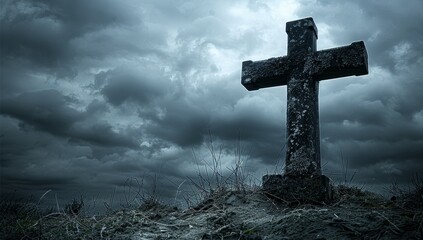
(389, 173), (423, 211)
(2, 175), (422, 239)
(185, 133), (258, 208)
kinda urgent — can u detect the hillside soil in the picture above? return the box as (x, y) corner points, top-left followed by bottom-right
(2, 186), (422, 239)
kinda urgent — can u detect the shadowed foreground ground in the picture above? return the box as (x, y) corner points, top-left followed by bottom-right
(1, 185), (422, 240)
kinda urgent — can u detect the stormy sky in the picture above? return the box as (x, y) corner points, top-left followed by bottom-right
(1, 0), (422, 209)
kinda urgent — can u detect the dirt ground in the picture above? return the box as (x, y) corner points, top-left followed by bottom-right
(3, 185), (422, 240)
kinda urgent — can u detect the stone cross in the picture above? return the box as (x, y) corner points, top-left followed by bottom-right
(241, 17), (368, 202)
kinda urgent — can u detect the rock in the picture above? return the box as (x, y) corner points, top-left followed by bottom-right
(262, 174), (333, 204)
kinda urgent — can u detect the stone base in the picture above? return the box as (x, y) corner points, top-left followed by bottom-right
(262, 174), (333, 204)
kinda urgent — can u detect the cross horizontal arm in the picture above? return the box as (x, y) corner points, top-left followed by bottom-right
(241, 56), (291, 91)
(312, 41), (368, 81)
(241, 41), (368, 91)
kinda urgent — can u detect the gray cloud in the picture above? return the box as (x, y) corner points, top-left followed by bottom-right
(0, 90), (137, 148)
(144, 100), (209, 147)
(0, 90), (83, 134)
(100, 67), (170, 106)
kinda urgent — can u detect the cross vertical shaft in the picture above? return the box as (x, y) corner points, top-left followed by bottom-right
(285, 18), (320, 177)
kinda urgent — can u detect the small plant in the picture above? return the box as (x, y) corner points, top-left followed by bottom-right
(390, 173), (423, 210)
(185, 132), (257, 210)
(138, 197), (162, 211)
(65, 196), (84, 216)
(0, 195), (44, 239)
(336, 184), (366, 197)
(339, 148), (356, 186)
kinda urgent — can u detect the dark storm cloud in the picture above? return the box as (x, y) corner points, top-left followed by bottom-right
(0, 116), (89, 190)
(100, 67), (169, 106)
(0, 0), (166, 92)
(144, 99), (209, 147)
(3, 168), (76, 188)
(0, 90), (82, 134)
(70, 122), (137, 148)
(321, 139), (423, 183)
(209, 93), (285, 163)
(0, 0), (138, 64)
(319, 66), (423, 144)
(0, 89), (137, 148)
(141, 91), (286, 163)
(0, 6), (69, 69)
(0, 0), (265, 207)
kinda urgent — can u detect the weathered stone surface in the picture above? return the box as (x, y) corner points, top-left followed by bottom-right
(262, 174), (333, 204)
(241, 42), (368, 91)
